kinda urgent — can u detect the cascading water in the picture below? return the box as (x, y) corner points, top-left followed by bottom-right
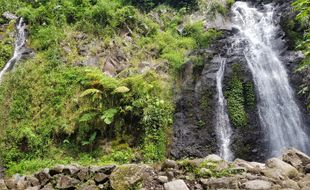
(231, 2), (309, 156)
(216, 57), (233, 161)
(0, 18), (26, 81)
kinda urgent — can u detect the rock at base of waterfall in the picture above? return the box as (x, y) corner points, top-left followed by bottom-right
(282, 148), (310, 172)
(242, 180), (272, 190)
(164, 180), (189, 190)
(205, 154), (223, 162)
(263, 158), (299, 179)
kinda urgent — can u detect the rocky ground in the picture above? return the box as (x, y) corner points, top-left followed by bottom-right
(0, 148), (309, 190)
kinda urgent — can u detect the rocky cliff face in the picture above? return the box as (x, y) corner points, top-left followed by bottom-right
(1, 148), (309, 190)
(171, 0), (310, 161)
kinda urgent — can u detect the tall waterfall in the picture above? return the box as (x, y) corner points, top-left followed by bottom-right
(0, 18), (26, 81)
(216, 58), (233, 161)
(231, 2), (309, 156)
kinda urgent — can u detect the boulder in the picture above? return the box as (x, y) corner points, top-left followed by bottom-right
(56, 176), (80, 189)
(158, 176), (168, 183)
(26, 176), (40, 186)
(164, 180), (189, 190)
(5, 174), (21, 189)
(298, 174), (310, 189)
(234, 159), (266, 174)
(77, 168), (91, 182)
(280, 179), (300, 189)
(94, 173), (108, 183)
(264, 158), (298, 179)
(79, 184), (99, 190)
(243, 180), (272, 190)
(282, 148), (310, 171)
(205, 154), (223, 162)
(110, 164), (152, 190)
(25, 186), (40, 190)
(200, 177), (238, 189)
(90, 165), (116, 175)
(49, 165), (65, 176)
(35, 168), (51, 186)
(0, 179), (8, 190)
(163, 160), (178, 169)
(62, 165), (80, 175)
(16, 177), (29, 190)
(40, 183), (54, 190)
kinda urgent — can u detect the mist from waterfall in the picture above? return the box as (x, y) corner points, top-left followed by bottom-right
(216, 57), (234, 161)
(231, 2), (309, 156)
(0, 18), (26, 81)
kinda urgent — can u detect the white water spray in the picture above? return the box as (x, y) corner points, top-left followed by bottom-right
(216, 58), (233, 161)
(231, 2), (309, 156)
(0, 18), (26, 81)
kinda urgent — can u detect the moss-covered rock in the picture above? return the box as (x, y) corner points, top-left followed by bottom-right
(110, 164), (153, 190)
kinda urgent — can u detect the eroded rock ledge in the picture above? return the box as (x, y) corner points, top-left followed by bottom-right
(1, 148), (310, 190)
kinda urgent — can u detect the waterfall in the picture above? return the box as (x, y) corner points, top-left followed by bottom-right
(216, 57), (233, 161)
(231, 2), (309, 156)
(0, 18), (26, 81)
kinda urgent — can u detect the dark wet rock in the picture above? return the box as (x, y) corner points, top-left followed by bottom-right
(62, 165), (80, 175)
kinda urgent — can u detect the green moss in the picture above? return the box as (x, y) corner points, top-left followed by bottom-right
(243, 82), (256, 109)
(225, 64), (248, 128)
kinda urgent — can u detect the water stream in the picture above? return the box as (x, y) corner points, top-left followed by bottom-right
(231, 2), (309, 156)
(216, 57), (233, 161)
(0, 18), (26, 81)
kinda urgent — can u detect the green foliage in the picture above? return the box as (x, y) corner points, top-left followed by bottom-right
(0, 0), (208, 172)
(292, 0), (310, 109)
(225, 64), (248, 128)
(141, 99), (173, 162)
(0, 55), (88, 163)
(184, 22), (222, 48)
(0, 21), (15, 69)
(207, 1), (228, 18)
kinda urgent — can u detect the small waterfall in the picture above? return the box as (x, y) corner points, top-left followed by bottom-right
(231, 2), (309, 156)
(216, 57), (233, 161)
(0, 18), (26, 81)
